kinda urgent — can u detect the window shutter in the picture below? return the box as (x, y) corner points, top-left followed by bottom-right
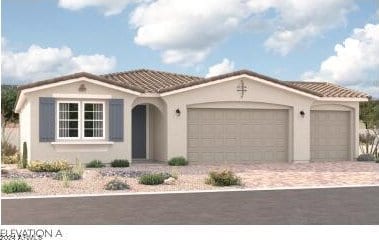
(39, 97), (55, 142)
(109, 99), (124, 142)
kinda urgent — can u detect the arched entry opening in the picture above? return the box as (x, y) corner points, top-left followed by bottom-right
(131, 100), (166, 161)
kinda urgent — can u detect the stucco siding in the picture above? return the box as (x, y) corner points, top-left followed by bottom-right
(25, 77), (137, 163)
(162, 76), (314, 162)
(150, 105), (167, 161)
(17, 74), (362, 164)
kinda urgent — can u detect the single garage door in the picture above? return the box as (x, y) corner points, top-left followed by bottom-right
(187, 108), (289, 163)
(310, 111), (350, 161)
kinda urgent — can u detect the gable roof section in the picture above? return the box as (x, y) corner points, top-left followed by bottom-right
(16, 69), (369, 98)
(158, 70), (324, 96)
(17, 72), (145, 93)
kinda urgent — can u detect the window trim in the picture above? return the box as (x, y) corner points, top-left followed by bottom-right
(81, 101), (106, 140)
(56, 100), (106, 141)
(56, 100), (81, 140)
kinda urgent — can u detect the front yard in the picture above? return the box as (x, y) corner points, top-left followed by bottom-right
(1, 161), (379, 197)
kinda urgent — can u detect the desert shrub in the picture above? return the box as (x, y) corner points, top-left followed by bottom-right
(1, 141), (17, 156)
(110, 159), (130, 168)
(73, 159), (84, 177)
(2, 180), (32, 194)
(21, 142), (27, 168)
(28, 160), (71, 172)
(168, 156), (188, 166)
(1, 153), (20, 164)
(205, 170), (241, 186)
(138, 173), (171, 185)
(104, 179), (129, 190)
(357, 154), (375, 162)
(86, 160), (105, 168)
(53, 169), (82, 181)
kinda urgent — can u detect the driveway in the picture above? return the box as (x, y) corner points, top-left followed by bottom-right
(2, 186), (379, 224)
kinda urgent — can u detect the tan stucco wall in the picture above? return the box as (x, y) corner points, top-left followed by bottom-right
(162, 76), (315, 162)
(150, 105), (167, 161)
(18, 75), (361, 164)
(24, 77), (138, 163)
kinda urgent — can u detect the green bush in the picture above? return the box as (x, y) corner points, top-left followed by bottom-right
(1, 153), (20, 164)
(53, 170), (82, 181)
(110, 159), (130, 168)
(86, 160), (105, 168)
(168, 156), (188, 166)
(1, 141), (18, 156)
(138, 173), (172, 185)
(22, 142), (28, 168)
(2, 180), (32, 194)
(205, 170), (241, 186)
(357, 154), (375, 162)
(28, 160), (71, 172)
(104, 179), (129, 190)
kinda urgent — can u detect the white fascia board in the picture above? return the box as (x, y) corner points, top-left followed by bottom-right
(14, 77), (142, 113)
(14, 92), (26, 113)
(316, 97), (369, 102)
(19, 77), (142, 96)
(160, 74), (319, 99)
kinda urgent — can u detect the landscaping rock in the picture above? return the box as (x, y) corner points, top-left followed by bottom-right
(100, 168), (149, 178)
(1, 168), (9, 177)
(164, 177), (176, 185)
(3, 171), (57, 179)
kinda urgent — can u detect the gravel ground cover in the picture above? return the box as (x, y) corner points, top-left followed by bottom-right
(1, 161), (378, 197)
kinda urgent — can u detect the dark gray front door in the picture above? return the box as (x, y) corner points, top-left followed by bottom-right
(132, 105), (146, 159)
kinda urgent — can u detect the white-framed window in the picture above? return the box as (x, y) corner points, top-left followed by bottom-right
(57, 101), (80, 139)
(83, 102), (105, 139)
(57, 100), (105, 140)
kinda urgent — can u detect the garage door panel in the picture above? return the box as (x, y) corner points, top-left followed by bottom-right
(188, 108), (288, 163)
(311, 111), (350, 162)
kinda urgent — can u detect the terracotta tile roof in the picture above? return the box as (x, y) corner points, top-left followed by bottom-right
(101, 69), (203, 93)
(158, 69), (324, 96)
(17, 72), (145, 92)
(287, 81), (369, 98)
(17, 69), (369, 98)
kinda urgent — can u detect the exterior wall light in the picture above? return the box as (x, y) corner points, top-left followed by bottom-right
(175, 108), (181, 116)
(300, 110), (305, 117)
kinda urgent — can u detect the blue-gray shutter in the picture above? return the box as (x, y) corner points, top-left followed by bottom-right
(39, 97), (55, 142)
(109, 99), (124, 142)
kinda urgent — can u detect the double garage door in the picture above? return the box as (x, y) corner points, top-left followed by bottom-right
(187, 108), (351, 163)
(188, 108), (289, 162)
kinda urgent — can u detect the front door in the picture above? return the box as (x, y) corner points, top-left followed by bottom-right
(132, 105), (146, 159)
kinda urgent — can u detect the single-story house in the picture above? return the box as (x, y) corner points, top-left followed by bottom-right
(14, 69), (369, 164)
